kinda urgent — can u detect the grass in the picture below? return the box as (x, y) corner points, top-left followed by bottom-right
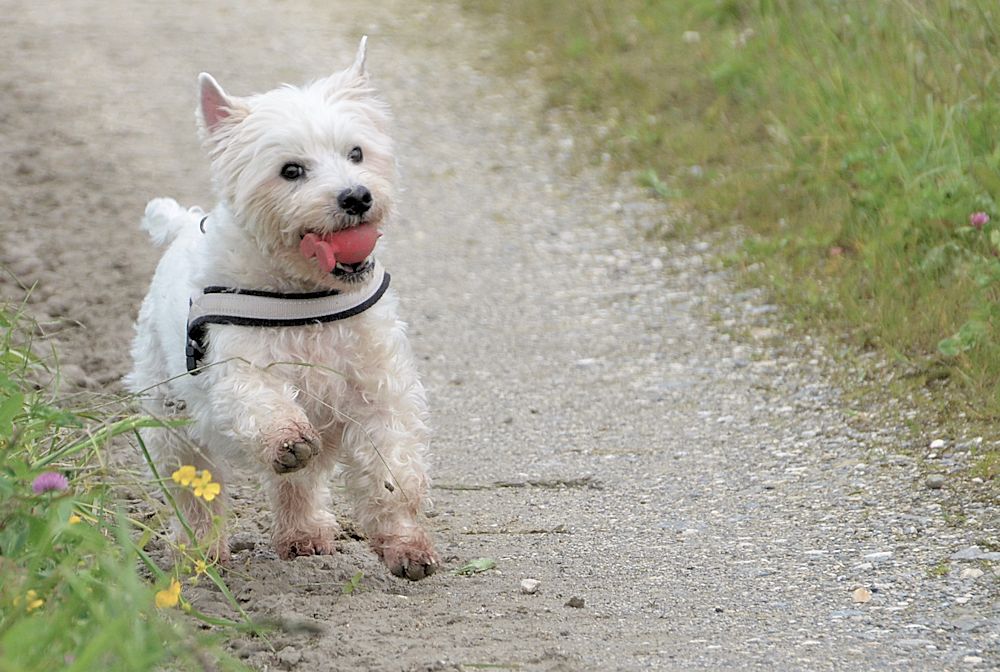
(0, 302), (250, 671)
(466, 0), (1000, 473)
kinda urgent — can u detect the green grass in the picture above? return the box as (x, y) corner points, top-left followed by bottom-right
(466, 0), (1000, 464)
(0, 303), (249, 671)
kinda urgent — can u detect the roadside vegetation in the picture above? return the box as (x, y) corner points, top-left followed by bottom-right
(467, 0), (1000, 475)
(0, 304), (248, 671)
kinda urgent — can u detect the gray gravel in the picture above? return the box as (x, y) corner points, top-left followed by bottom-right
(0, 0), (997, 670)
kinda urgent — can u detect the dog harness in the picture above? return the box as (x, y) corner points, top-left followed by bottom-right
(185, 262), (390, 374)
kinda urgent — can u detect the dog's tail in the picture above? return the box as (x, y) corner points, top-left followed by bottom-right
(141, 197), (201, 247)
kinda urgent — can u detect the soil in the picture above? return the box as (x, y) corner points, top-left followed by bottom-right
(1, 1), (997, 670)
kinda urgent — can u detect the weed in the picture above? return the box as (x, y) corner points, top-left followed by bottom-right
(0, 304), (248, 670)
(466, 0), (1000, 427)
(927, 561), (949, 578)
(454, 558), (496, 576)
(342, 571), (364, 595)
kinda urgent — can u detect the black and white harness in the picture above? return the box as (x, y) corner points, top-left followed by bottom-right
(185, 262), (390, 374)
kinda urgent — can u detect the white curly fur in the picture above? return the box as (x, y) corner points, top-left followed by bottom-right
(125, 38), (438, 579)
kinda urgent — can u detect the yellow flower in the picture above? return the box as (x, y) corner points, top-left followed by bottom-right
(194, 559), (207, 575)
(194, 480), (221, 501)
(190, 470), (221, 501)
(25, 590), (44, 613)
(68, 514), (82, 525)
(171, 465), (197, 486)
(15, 590), (45, 613)
(154, 578), (182, 609)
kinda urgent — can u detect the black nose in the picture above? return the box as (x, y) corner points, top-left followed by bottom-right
(337, 186), (372, 216)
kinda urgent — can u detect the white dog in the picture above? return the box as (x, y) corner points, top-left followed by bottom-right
(125, 38), (439, 580)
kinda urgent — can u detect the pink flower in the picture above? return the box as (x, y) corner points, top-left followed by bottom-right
(970, 212), (990, 230)
(32, 472), (69, 494)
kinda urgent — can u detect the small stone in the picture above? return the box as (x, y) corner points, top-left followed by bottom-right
(864, 551), (893, 562)
(896, 638), (935, 648)
(964, 656), (984, 665)
(925, 474), (946, 490)
(852, 587), (872, 604)
(960, 568), (985, 580)
(277, 646), (301, 666)
(520, 579), (540, 594)
(830, 609), (864, 619)
(229, 534), (257, 553)
(951, 546), (1000, 562)
(565, 596), (585, 608)
(929, 439), (946, 450)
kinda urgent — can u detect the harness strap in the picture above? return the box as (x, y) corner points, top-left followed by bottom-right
(185, 263), (390, 374)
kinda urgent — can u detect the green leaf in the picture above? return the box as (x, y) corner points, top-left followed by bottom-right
(455, 558), (496, 575)
(638, 169), (673, 199)
(0, 391), (24, 437)
(938, 319), (988, 357)
(342, 571), (364, 595)
(937, 336), (962, 357)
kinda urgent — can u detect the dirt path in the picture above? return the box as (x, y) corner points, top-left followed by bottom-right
(1, 1), (997, 670)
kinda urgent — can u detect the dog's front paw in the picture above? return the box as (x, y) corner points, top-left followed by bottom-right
(264, 422), (320, 474)
(374, 531), (440, 581)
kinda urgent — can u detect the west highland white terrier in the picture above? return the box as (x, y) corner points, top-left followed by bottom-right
(125, 38), (439, 580)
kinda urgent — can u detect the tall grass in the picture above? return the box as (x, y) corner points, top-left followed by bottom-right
(469, 0), (1000, 420)
(0, 303), (247, 671)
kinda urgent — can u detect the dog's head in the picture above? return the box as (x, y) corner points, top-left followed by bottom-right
(197, 37), (394, 286)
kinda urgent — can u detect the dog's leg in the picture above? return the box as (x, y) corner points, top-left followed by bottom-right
(339, 369), (439, 580)
(205, 360), (339, 559)
(146, 428), (230, 563)
(205, 361), (321, 475)
(263, 464), (341, 559)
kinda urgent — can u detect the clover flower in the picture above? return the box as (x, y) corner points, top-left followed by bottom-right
(32, 472), (69, 494)
(970, 212), (990, 230)
(154, 578), (182, 609)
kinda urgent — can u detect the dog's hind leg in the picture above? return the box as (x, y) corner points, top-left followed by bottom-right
(145, 427), (230, 563)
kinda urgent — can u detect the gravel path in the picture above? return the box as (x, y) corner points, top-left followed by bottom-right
(1, 1), (997, 669)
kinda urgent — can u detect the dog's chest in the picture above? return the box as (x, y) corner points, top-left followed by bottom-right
(249, 319), (383, 418)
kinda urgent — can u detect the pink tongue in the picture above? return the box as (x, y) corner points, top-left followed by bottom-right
(300, 224), (382, 273)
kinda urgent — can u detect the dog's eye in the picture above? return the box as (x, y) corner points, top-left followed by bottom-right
(348, 147), (363, 164)
(280, 163), (306, 181)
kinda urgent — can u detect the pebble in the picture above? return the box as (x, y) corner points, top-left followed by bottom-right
(565, 596), (585, 608)
(929, 439), (946, 450)
(852, 587), (872, 604)
(830, 609), (864, 619)
(925, 474), (946, 490)
(964, 656), (984, 665)
(229, 534), (257, 553)
(277, 646), (301, 666)
(864, 551), (893, 562)
(896, 638), (935, 648)
(960, 568), (985, 580)
(520, 579), (540, 594)
(951, 546), (1000, 562)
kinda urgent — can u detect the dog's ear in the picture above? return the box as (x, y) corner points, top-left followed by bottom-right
(197, 73), (247, 137)
(348, 35), (369, 79)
